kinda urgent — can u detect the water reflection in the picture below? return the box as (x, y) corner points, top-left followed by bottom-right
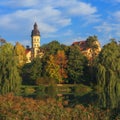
(97, 90), (120, 109)
(22, 87), (120, 110)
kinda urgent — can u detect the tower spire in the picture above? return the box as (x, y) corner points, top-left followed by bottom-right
(31, 22), (40, 37)
(34, 22), (38, 29)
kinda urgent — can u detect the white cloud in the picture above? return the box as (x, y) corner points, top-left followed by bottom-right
(0, 0), (101, 46)
(0, 0), (98, 36)
(63, 30), (73, 36)
(0, 0), (40, 8)
(113, 0), (120, 2)
(95, 22), (120, 40)
(95, 22), (113, 33)
(67, 2), (97, 16)
(0, 0), (98, 17)
(0, 7), (71, 33)
(113, 11), (120, 22)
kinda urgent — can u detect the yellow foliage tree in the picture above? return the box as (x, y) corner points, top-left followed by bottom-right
(46, 55), (62, 84)
(14, 42), (27, 67)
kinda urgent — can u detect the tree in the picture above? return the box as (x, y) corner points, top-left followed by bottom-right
(41, 40), (68, 77)
(22, 57), (42, 85)
(95, 40), (120, 92)
(0, 43), (21, 94)
(14, 42), (27, 67)
(55, 50), (68, 83)
(41, 40), (62, 56)
(67, 45), (88, 84)
(45, 55), (62, 83)
(86, 36), (101, 83)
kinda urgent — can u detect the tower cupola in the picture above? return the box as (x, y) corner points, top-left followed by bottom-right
(31, 22), (40, 37)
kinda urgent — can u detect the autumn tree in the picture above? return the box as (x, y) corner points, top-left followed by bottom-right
(41, 40), (68, 77)
(45, 55), (62, 84)
(55, 50), (68, 83)
(0, 43), (21, 94)
(14, 42), (27, 67)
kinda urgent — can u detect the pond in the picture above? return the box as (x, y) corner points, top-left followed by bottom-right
(21, 85), (120, 111)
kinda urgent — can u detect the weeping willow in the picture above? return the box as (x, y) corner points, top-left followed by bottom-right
(96, 63), (106, 89)
(96, 41), (120, 92)
(0, 43), (21, 94)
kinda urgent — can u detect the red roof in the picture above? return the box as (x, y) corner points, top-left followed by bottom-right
(72, 41), (87, 51)
(25, 49), (31, 54)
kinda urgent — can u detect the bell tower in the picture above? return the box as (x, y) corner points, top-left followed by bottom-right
(31, 22), (40, 58)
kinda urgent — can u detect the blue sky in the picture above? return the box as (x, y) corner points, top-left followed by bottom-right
(0, 0), (120, 47)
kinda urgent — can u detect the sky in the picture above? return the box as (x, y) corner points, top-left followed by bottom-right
(0, 0), (120, 47)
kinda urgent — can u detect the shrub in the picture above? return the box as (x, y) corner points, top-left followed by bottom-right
(0, 93), (115, 120)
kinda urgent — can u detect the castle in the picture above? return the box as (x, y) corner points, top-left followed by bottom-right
(72, 40), (101, 60)
(26, 23), (101, 63)
(26, 22), (43, 63)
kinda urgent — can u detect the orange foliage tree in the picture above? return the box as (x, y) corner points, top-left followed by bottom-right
(55, 50), (68, 83)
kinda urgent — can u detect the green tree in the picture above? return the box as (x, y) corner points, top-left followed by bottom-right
(67, 45), (88, 84)
(86, 36), (101, 83)
(41, 40), (62, 56)
(0, 43), (21, 94)
(96, 40), (120, 92)
(22, 57), (42, 85)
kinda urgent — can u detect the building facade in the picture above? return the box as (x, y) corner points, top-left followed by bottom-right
(72, 40), (101, 60)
